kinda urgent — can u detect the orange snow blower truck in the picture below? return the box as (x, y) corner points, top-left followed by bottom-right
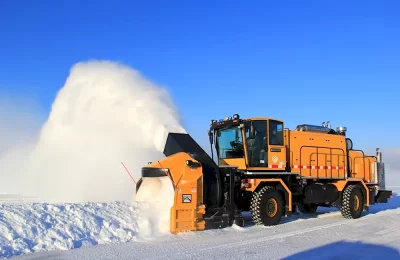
(135, 114), (392, 234)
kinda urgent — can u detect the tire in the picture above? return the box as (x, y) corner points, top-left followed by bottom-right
(340, 184), (364, 219)
(250, 186), (284, 226)
(297, 203), (318, 214)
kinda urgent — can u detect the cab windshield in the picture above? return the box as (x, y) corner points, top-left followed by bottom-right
(216, 126), (244, 159)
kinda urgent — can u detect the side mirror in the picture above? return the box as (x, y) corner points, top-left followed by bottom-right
(345, 138), (353, 150)
(208, 130), (213, 144)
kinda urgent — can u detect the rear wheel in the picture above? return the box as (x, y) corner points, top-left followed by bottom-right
(340, 184), (364, 219)
(250, 186), (284, 226)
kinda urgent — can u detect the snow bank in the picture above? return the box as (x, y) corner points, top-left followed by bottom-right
(0, 200), (147, 258)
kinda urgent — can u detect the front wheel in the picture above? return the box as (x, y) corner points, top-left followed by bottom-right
(250, 186), (284, 226)
(340, 184), (364, 219)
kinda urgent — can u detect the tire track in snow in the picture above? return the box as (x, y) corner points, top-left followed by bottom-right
(154, 221), (348, 259)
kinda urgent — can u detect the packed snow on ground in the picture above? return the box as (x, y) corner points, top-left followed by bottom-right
(0, 200), (138, 258)
(1, 170), (399, 260)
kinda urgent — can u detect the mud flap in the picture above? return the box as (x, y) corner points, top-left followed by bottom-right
(375, 190), (392, 203)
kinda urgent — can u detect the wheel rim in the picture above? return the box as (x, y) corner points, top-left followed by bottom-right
(353, 194), (360, 211)
(266, 198), (278, 217)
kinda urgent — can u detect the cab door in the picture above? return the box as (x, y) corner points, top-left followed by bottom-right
(244, 120), (268, 168)
(267, 120), (286, 170)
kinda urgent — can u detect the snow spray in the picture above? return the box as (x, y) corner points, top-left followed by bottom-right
(0, 60), (186, 205)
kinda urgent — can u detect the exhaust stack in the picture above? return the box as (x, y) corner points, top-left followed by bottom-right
(376, 148), (385, 190)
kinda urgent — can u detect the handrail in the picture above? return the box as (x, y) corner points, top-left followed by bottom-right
(298, 145), (346, 179)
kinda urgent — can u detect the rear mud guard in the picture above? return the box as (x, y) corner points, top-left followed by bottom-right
(375, 190), (393, 203)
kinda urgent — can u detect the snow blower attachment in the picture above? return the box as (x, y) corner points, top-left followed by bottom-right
(135, 133), (243, 234)
(135, 115), (393, 234)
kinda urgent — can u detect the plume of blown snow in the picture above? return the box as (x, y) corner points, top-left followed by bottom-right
(0, 96), (43, 157)
(0, 95), (44, 194)
(0, 60), (186, 203)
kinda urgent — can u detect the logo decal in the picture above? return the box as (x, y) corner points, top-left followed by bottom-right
(270, 148), (281, 152)
(272, 155), (279, 163)
(182, 194), (192, 203)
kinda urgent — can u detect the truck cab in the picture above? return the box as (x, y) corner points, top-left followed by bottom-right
(209, 114), (287, 171)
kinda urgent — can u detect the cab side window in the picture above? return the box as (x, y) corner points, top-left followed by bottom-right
(269, 120), (284, 146)
(245, 120), (267, 167)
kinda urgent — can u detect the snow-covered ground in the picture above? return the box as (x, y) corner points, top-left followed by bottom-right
(1, 173), (399, 259)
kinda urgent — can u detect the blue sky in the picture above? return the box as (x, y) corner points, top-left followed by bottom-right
(1, 0), (399, 152)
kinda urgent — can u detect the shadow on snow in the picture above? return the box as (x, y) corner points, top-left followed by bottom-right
(282, 240), (399, 259)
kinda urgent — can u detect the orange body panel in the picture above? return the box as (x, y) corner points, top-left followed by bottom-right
(266, 145), (287, 169)
(220, 158), (246, 169)
(285, 129), (347, 179)
(284, 129), (378, 183)
(348, 150), (377, 183)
